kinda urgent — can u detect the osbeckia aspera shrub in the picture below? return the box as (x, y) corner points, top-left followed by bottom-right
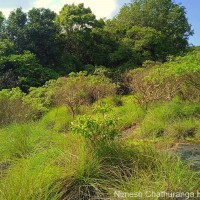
(55, 71), (116, 117)
(0, 88), (39, 127)
(125, 48), (200, 109)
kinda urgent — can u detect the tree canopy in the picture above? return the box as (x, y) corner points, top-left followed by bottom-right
(0, 1), (194, 91)
(107, 0), (193, 60)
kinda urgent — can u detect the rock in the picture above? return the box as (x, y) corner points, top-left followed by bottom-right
(173, 143), (200, 171)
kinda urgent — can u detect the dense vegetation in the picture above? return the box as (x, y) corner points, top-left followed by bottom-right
(0, 0), (200, 199)
(0, 47), (199, 199)
(0, 0), (193, 90)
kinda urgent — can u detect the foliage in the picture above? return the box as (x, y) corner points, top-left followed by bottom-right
(71, 114), (119, 145)
(125, 48), (200, 109)
(0, 39), (58, 90)
(5, 7), (61, 69)
(0, 11), (5, 38)
(122, 26), (165, 62)
(55, 72), (116, 117)
(108, 0), (193, 60)
(56, 3), (105, 70)
(125, 67), (183, 109)
(9, 51), (58, 90)
(24, 79), (58, 112)
(0, 1), (195, 88)
(26, 8), (61, 68)
(0, 3), (199, 199)
(56, 3), (102, 32)
(6, 8), (27, 52)
(71, 102), (119, 145)
(0, 88), (40, 127)
(88, 28), (118, 66)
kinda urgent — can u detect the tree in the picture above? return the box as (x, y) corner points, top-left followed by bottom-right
(25, 8), (60, 69)
(56, 3), (102, 34)
(6, 8), (27, 52)
(0, 40), (57, 91)
(5, 8), (61, 70)
(10, 51), (58, 91)
(0, 11), (6, 39)
(107, 0), (193, 60)
(0, 39), (18, 88)
(122, 26), (165, 61)
(0, 11), (4, 28)
(56, 3), (105, 69)
(87, 28), (118, 66)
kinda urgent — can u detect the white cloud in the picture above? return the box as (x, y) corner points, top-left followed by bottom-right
(1, 0), (118, 19)
(1, 8), (12, 17)
(64, 0), (117, 19)
(34, 0), (54, 8)
(1, 7), (30, 18)
(34, 0), (117, 19)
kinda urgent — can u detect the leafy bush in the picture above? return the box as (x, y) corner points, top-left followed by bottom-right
(0, 88), (39, 127)
(96, 95), (145, 131)
(125, 67), (183, 109)
(125, 48), (200, 108)
(71, 102), (119, 145)
(55, 72), (116, 117)
(24, 79), (58, 113)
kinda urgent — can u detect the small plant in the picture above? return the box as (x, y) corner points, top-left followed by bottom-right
(71, 103), (119, 145)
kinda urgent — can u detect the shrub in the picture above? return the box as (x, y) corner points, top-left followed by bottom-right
(0, 88), (39, 127)
(97, 95), (145, 131)
(71, 103), (119, 145)
(55, 72), (116, 117)
(125, 67), (183, 109)
(125, 49), (200, 108)
(24, 79), (59, 113)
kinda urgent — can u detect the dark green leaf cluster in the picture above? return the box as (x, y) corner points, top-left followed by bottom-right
(0, 1), (193, 90)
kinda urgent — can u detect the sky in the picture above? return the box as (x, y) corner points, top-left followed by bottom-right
(0, 0), (199, 46)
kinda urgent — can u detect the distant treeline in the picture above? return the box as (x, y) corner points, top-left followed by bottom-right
(0, 0), (193, 91)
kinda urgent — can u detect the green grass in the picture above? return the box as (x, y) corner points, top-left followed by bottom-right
(41, 106), (73, 132)
(0, 123), (72, 164)
(0, 96), (199, 199)
(1, 134), (198, 200)
(166, 118), (200, 140)
(135, 99), (200, 140)
(0, 150), (63, 200)
(92, 95), (145, 131)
